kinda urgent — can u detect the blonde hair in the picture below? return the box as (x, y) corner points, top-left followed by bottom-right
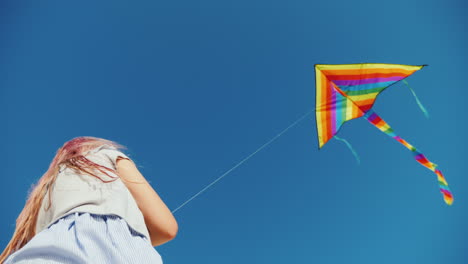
(0, 136), (132, 263)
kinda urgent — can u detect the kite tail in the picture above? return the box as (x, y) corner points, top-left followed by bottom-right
(334, 135), (360, 164)
(363, 109), (453, 205)
(402, 80), (430, 119)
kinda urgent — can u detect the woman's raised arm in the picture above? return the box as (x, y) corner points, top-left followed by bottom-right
(116, 158), (178, 247)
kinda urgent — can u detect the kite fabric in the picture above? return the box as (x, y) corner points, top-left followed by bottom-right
(314, 63), (453, 205)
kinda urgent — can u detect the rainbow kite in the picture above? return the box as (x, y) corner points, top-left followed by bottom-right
(315, 63), (453, 205)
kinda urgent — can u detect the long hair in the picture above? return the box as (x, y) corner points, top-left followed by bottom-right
(0, 136), (132, 263)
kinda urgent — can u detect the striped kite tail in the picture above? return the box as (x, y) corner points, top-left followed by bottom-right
(363, 110), (454, 205)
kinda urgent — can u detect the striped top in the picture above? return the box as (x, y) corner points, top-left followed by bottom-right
(35, 145), (151, 241)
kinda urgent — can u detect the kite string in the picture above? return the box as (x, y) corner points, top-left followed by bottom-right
(171, 109), (314, 214)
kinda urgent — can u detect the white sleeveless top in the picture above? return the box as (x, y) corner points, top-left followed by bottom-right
(35, 145), (150, 241)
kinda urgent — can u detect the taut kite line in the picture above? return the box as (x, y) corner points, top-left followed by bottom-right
(172, 63), (454, 214)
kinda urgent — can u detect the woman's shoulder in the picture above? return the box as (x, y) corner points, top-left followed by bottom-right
(95, 145), (131, 161)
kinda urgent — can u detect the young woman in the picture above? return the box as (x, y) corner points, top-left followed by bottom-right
(0, 136), (178, 263)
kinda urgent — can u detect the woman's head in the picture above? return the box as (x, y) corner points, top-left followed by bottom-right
(0, 136), (127, 263)
(51, 136), (126, 169)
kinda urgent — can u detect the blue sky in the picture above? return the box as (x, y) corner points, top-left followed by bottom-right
(1, 0), (467, 263)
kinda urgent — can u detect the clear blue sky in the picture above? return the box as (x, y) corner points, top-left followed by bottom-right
(1, 1), (467, 263)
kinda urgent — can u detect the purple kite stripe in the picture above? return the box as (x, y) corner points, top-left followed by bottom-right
(367, 113), (378, 122)
(414, 154), (425, 161)
(440, 188), (452, 196)
(333, 76), (404, 86)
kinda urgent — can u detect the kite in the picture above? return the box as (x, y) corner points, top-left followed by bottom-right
(315, 63), (453, 205)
